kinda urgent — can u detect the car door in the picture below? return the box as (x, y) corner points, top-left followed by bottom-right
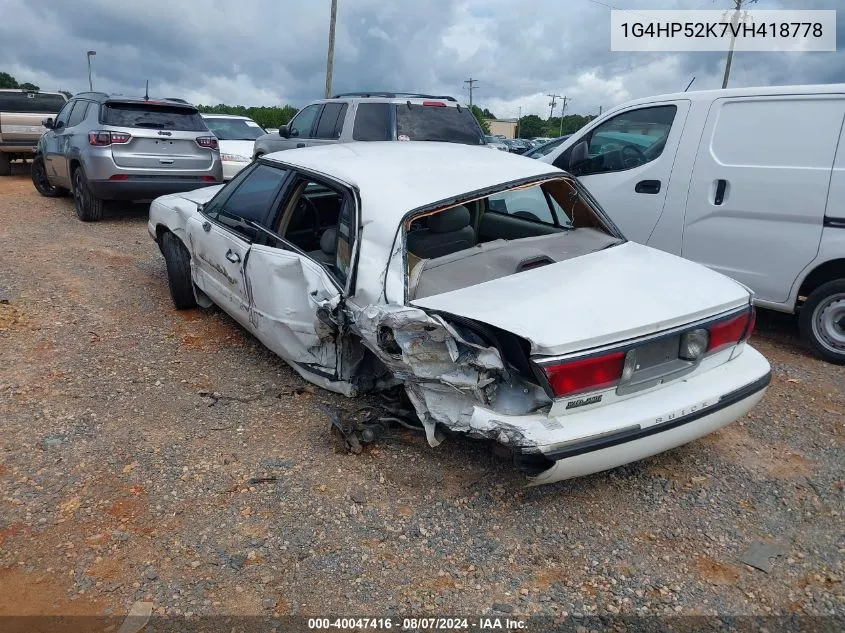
(242, 174), (358, 380)
(308, 102), (349, 148)
(54, 100), (90, 183)
(43, 100), (74, 181)
(185, 163), (290, 325)
(681, 95), (845, 305)
(552, 101), (689, 243)
(281, 103), (323, 150)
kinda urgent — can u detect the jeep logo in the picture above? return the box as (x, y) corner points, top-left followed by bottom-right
(157, 130), (172, 136)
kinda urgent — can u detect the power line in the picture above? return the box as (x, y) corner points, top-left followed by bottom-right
(464, 78), (479, 108)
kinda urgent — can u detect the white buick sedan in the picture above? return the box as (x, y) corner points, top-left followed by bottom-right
(148, 142), (771, 485)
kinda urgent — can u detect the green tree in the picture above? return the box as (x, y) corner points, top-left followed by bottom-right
(0, 72), (19, 88)
(19, 82), (39, 91)
(196, 104), (299, 129)
(470, 105), (491, 134)
(517, 114), (545, 138)
(481, 107), (496, 119)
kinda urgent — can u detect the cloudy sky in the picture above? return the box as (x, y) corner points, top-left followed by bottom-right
(1, 0), (842, 119)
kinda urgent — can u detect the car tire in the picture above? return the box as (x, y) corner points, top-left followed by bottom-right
(799, 279), (845, 365)
(31, 156), (68, 197)
(72, 166), (105, 222)
(162, 232), (198, 310)
(0, 152), (11, 176)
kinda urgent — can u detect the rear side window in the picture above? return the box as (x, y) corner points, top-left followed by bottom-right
(66, 101), (89, 127)
(352, 103), (391, 141)
(315, 102), (348, 139)
(0, 92), (67, 113)
(395, 103), (484, 145)
(101, 103), (207, 131)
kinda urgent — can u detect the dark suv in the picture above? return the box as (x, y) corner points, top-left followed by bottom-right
(32, 92), (222, 221)
(253, 92), (488, 158)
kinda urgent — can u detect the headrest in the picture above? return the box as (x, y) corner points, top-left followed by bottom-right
(321, 227), (338, 254)
(429, 206), (470, 233)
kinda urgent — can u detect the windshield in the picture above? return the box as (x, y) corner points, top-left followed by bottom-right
(102, 103), (207, 131)
(203, 117), (266, 140)
(395, 103), (484, 145)
(0, 92), (66, 114)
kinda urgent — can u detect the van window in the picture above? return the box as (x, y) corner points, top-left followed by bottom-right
(711, 98), (843, 169)
(571, 105), (677, 176)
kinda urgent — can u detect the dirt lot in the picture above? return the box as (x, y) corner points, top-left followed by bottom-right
(0, 162), (843, 622)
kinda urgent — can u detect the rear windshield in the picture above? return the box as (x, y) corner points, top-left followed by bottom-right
(203, 117), (266, 140)
(395, 104), (484, 145)
(101, 103), (208, 131)
(0, 92), (67, 114)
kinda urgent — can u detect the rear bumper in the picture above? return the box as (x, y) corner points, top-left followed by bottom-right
(472, 345), (771, 484)
(88, 178), (221, 202)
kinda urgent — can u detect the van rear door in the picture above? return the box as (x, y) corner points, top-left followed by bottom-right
(681, 94), (845, 306)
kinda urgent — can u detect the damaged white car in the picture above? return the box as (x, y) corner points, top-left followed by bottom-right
(148, 142), (771, 485)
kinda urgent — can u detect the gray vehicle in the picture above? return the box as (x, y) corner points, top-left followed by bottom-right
(252, 92), (487, 158)
(32, 92), (222, 222)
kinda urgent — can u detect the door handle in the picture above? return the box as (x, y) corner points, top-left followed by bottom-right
(296, 143), (306, 148)
(202, 221), (211, 232)
(634, 180), (661, 194)
(225, 249), (240, 263)
(714, 179), (727, 205)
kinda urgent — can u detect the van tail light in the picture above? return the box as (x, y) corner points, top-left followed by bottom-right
(422, 101), (446, 107)
(707, 306), (756, 353)
(196, 136), (219, 150)
(541, 352), (626, 398)
(88, 131), (131, 146)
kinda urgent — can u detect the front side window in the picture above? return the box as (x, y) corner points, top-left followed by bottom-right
(288, 104), (321, 138)
(352, 103), (391, 141)
(314, 103), (348, 139)
(207, 164), (288, 240)
(66, 101), (89, 127)
(568, 105), (677, 176)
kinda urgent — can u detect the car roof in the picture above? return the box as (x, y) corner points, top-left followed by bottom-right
(201, 113), (252, 120)
(0, 88), (66, 96)
(262, 141), (562, 244)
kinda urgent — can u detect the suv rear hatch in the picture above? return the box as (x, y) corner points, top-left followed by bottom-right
(0, 91), (67, 146)
(394, 101), (485, 145)
(101, 101), (214, 171)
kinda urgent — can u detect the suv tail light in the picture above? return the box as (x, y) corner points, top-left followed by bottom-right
(88, 131), (131, 146)
(422, 101), (447, 107)
(707, 306), (756, 353)
(196, 136), (219, 150)
(541, 351), (626, 398)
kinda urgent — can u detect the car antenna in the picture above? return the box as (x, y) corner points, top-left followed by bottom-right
(684, 76), (695, 92)
(144, 79), (149, 101)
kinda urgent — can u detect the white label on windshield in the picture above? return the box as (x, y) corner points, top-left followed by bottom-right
(245, 121), (260, 127)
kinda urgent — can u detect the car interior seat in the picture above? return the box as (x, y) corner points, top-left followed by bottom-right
(406, 205), (475, 259)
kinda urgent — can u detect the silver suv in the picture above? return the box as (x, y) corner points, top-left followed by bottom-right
(32, 92), (223, 221)
(252, 92), (487, 158)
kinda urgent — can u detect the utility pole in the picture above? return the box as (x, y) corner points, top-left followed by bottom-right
(547, 93), (561, 120)
(464, 78), (478, 108)
(516, 106), (521, 138)
(86, 50), (96, 91)
(324, 0), (338, 99)
(598, 105), (603, 116)
(721, 0), (756, 89)
(559, 96), (570, 136)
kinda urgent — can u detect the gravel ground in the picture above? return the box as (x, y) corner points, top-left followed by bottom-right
(0, 162), (843, 621)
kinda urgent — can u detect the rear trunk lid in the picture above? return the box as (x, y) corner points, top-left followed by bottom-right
(101, 101), (214, 171)
(410, 242), (751, 356)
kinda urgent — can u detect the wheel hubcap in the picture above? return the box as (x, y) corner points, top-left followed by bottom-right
(812, 293), (845, 353)
(34, 162), (50, 190)
(74, 173), (88, 211)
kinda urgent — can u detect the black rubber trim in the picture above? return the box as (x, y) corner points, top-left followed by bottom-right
(823, 216), (845, 229)
(534, 370), (772, 462)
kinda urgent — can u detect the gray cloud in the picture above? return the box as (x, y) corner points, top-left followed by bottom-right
(0, 0), (841, 118)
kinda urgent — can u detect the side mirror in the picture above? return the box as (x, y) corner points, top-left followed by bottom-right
(279, 124), (290, 138)
(42, 118), (54, 130)
(569, 140), (589, 170)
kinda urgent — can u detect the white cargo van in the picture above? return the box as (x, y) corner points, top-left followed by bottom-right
(541, 84), (845, 364)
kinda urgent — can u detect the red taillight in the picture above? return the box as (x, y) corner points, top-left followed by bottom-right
(108, 174), (129, 181)
(542, 352), (626, 398)
(422, 101), (446, 107)
(707, 307), (755, 353)
(88, 131), (131, 146)
(201, 176), (217, 182)
(196, 136), (219, 150)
